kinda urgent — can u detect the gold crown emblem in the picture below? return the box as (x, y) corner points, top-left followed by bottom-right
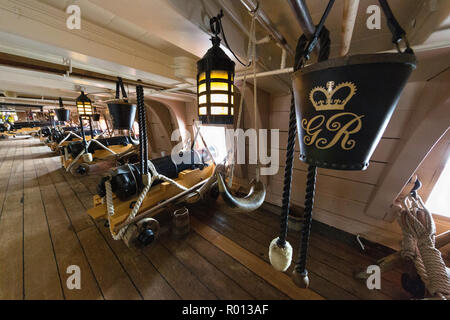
(309, 81), (357, 111)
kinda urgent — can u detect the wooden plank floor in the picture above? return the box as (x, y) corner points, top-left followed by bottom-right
(0, 137), (410, 300)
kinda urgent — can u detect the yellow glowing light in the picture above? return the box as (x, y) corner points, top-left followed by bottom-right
(211, 106), (228, 115)
(198, 83), (206, 93)
(199, 107), (207, 115)
(231, 107), (234, 115)
(198, 72), (206, 82)
(77, 102), (93, 115)
(211, 70), (228, 79)
(210, 82), (229, 91)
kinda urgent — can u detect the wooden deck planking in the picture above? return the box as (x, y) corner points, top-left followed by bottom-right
(162, 234), (255, 300)
(31, 143), (103, 300)
(241, 209), (408, 299)
(38, 150), (141, 300)
(0, 139), (24, 299)
(0, 138), (410, 300)
(23, 139), (63, 299)
(186, 232), (290, 300)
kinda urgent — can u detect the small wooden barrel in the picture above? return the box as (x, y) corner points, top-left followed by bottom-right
(172, 207), (190, 239)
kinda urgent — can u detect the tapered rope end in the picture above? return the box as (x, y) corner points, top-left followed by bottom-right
(82, 153), (93, 163)
(292, 269), (309, 288)
(269, 238), (292, 272)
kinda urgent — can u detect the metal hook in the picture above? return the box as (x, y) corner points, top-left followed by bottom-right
(210, 10), (224, 36)
(249, 1), (260, 14)
(409, 176), (422, 199)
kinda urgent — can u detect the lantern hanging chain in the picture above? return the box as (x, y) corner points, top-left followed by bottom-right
(212, 10), (252, 67)
(228, 12), (257, 188)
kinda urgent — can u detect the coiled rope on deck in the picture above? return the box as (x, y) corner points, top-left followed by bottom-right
(398, 195), (450, 298)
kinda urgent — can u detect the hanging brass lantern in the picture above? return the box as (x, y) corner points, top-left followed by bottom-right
(197, 13), (235, 125)
(76, 91), (93, 119)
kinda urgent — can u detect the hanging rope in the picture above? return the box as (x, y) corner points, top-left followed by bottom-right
(269, 2), (331, 276)
(252, 12), (260, 183)
(398, 194), (450, 298)
(277, 94), (296, 247)
(57, 131), (83, 147)
(65, 138), (117, 172)
(228, 11), (257, 188)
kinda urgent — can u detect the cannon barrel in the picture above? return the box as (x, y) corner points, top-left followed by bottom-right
(97, 149), (208, 201)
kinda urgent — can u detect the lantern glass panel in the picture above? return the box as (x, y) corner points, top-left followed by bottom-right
(199, 95), (207, 105)
(210, 70), (228, 79)
(211, 93), (229, 104)
(198, 72), (206, 82)
(211, 106), (228, 115)
(210, 82), (228, 91)
(199, 107), (207, 115)
(198, 83), (207, 93)
(77, 102), (92, 116)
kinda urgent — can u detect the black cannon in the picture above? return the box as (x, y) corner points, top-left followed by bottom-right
(97, 150), (208, 201)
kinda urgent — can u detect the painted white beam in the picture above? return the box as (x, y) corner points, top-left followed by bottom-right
(0, 0), (183, 86)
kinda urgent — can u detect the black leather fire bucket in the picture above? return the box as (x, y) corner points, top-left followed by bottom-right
(54, 109), (70, 122)
(107, 100), (137, 130)
(293, 53), (416, 171)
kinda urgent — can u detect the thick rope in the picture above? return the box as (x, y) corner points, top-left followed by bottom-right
(58, 131), (82, 147)
(228, 14), (256, 188)
(251, 16), (260, 183)
(398, 194), (450, 297)
(65, 138), (118, 172)
(294, 165), (317, 274)
(105, 160), (189, 240)
(277, 94), (297, 247)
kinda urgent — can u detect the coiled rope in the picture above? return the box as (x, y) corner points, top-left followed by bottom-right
(105, 160), (189, 240)
(398, 194), (450, 298)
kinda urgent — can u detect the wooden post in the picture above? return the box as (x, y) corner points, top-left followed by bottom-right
(340, 0), (360, 56)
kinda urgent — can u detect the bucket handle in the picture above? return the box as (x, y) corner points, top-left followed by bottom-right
(115, 77), (129, 103)
(378, 0), (413, 54)
(295, 0), (413, 70)
(58, 97), (64, 109)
